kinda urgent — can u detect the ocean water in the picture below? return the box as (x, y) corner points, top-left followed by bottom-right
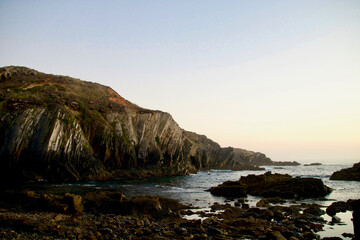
(51, 164), (360, 238)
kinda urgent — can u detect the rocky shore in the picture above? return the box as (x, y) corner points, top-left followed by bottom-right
(1, 188), (359, 240)
(1, 169), (359, 240)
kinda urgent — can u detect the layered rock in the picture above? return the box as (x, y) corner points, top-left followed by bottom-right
(209, 171), (332, 199)
(0, 66), (286, 183)
(330, 162), (360, 181)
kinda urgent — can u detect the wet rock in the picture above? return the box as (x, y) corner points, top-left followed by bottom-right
(256, 199), (270, 208)
(341, 232), (353, 238)
(181, 209), (195, 215)
(302, 232), (320, 240)
(267, 197), (286, 204)
(242, 203), (249, 209)
(269, 230), (286, 240)
(303, 204), (325, 216)
(175, 227), (188, 235)
(208, 171), (331, 199)
(326, 201), (350, 216)
(348, 199), (360, 239)
(83, 191), (125, 214)
(84, 191), (186, 218)
(331, 216), (341, 223)
(289, 236), (300, 240)
(64, 193), (83, 214)
(24, 191), (83, 214)
(208, 181), (247, 197)
(330, 162), (360, 181)
(210, 203), (230, 211)
(245, 207), (274, 220)
(240, 171), (332, 198)
(219, 207), (244, 219)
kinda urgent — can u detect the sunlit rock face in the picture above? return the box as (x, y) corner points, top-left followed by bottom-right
(0, 66), (274, 182)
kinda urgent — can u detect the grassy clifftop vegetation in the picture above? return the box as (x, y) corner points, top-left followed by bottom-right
(0, 66), (151, 115)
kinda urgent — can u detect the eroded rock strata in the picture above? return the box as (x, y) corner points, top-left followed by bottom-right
(0, 66), (296, 183)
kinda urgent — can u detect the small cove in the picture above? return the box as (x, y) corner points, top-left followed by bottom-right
(30, 164), (360, 239)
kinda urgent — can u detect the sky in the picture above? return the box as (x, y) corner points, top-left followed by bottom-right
(0, 1), (359, 163)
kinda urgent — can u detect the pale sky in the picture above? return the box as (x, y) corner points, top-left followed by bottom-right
(1, 1), (359, 163)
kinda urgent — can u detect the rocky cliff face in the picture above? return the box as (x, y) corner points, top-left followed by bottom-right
(0, 66), (277, 182)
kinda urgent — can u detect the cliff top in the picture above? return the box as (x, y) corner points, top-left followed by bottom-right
(0, 66), (154, 114)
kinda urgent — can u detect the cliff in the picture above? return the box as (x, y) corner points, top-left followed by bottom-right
(0, 66), (281, 183)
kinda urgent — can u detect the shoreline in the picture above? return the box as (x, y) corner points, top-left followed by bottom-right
(0, 187), (357, 240)
(0, 191), (353, 240)
(1, 165), (359, 239)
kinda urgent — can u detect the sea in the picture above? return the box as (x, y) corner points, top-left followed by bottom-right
(47, 164), (360, 239)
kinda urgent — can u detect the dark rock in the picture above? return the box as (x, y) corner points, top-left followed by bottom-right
(348, 199), (360, 239)
(64, 193), (83, 215)
(175, 227), (188, 235)
(242, 203), (249, 209)
(342, 232), (353, 238)
(266, 161), (301, 166)
(219, 207), (244, 219)
(240, 171), (332, 198)
(267, 197), (286, 204)
(330, 162), (360, 181)
(331, 216), (341, 223)
(304, 163), (322, 166)
(303, 204), (325, 216)
(208, 181), (247, 197)
(326, 201), (351, 216)
(83, 191), (125, 214)
(256, 199), (270, 208)
(269, 230), (286, 240)
(24, 191), (83, 214)
(210, 203), (230, 211)
(209, 171), (331, 199)
(83, 191), (186, 218)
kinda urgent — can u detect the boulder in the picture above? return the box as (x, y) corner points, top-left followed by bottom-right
(303, 204), (325, 216)
(208, 181), (247, 197)
(24, 191), (83, 214)
(83, 190), (186, 218)
(326, 201), (351, 216)
(208, 171), (332, 199)
(83, 191), (125, 214)
(330, 162), (360, 181)
(240, 172), (332, 198)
